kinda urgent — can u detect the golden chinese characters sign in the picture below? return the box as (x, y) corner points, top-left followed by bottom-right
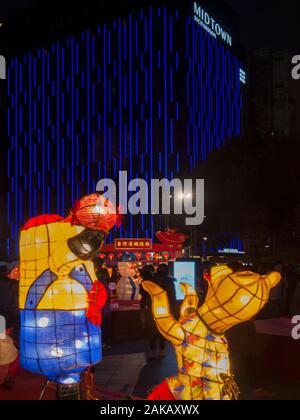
(114, 239), (152, 251)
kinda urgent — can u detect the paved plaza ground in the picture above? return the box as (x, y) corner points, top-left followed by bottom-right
(1, 336), (300, 400)
(95, 337), (300, 400)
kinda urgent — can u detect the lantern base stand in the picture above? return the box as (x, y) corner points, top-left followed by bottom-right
(56, 383), (81, 400)
(39, 380), (50, 400)
(85, 368), (99, 400)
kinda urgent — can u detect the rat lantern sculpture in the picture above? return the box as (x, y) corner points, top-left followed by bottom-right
(143, 265), (281, 401)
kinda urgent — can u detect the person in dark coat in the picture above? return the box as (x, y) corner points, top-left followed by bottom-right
(93, 258), (112, 348)
(0, 266), (19, 333)
(154, 264), (178, 319)
(285, 265), (300, 315)
(140, 265), (167, 359)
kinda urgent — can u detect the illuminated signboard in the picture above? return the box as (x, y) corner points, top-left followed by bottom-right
(173, 261), (196, 301)
(218, 248), (245, 255)
(114, 239), (152, 250)
(193, 2), (232, 47)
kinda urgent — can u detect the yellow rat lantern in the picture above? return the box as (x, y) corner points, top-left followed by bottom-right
(143, 265), (281, 401)
(19, 194), (120, 395)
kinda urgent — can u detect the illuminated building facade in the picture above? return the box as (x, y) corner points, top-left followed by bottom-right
(3, 0), (245, 256)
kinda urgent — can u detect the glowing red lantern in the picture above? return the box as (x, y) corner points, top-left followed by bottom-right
(70, 193), (122, 232)
(8, 266), (20, 281)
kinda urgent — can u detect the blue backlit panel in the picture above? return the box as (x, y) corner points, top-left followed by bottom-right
(6, 6), (243, 256)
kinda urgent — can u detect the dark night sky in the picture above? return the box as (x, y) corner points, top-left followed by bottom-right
(0, 0), (38, 20)
(227, 0), (300, 51)
(0, 0), (300, 51)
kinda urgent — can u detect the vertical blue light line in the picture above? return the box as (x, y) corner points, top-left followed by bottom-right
(135, 71), (138, 106)
(15, 58), (19, 254)
(92, 90), (96, 165)
(118, 18), (123, 172)
(42, 48), (46, 213)
(76, 42), (79, 124)
(92, 35), (95, 70)
(144, 16), (147, 53)
(150, 7), (154, 238)
(19, 63), (23, 135)
(164, 7), (168, 178)
(129, 14), (133, 184)
(7, 191), (11, 226)
(7, 148), (10, 178)
(195, 31), (199, 160)
(135, 20), (138, 56)
(104, 25), (107, 178)
(33, 57), (36, 88)
(56, 42), (60, 214)
(61, 184), (65, 217)
(149, 7), (153, 175)
(92, 83), (96, 116)
(192, 20), (196, 167)
(170, 119), (174, 154)
(108, 30), (111, 65)
(223, 47), (226, 144)
(7, 109), (10, 139)
(109, 127), (112, 160)
(61, 47), (65, 80)
(48, 187), (50, 213)
(170, 66), (173, 103)
(124, 74), (127, 108)
(201, 32), (205, 158)
(19, 63), (22, 93)
(87, 30), (91, 193)
(170, 16), (173, 53)
(19, 191), (22, 233)
(186, 20), (190, 161)
(186, 19), (189, 59)
(135, 121), (138, 156)
(124, 22), (127, 59)
(47, 48), (51, 206)
(29, 53), (32, 218)
(216, 45), (220, 148)
(71, 37), (75, 203)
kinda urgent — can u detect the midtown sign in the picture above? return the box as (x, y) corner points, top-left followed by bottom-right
(193, 2), (232, 47)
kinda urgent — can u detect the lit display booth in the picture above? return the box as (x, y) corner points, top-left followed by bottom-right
(100, 231), (195, 338)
